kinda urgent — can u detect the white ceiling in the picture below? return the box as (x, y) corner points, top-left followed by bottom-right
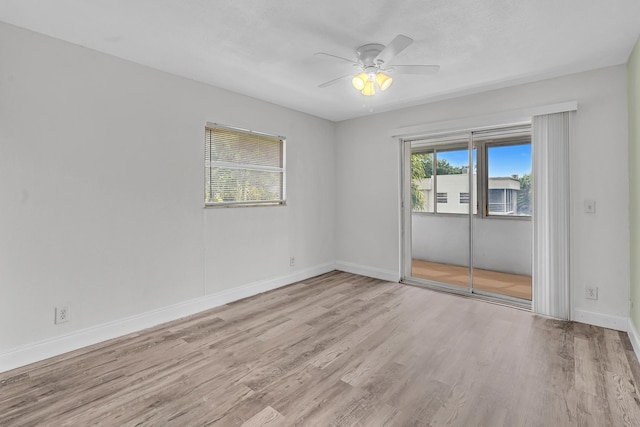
(1, 1), (640, 122)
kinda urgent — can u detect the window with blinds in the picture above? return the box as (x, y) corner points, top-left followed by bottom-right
(205, 124), (285, 207)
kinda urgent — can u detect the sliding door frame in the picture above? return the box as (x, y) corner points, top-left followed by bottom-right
(400, 125), (533, 309)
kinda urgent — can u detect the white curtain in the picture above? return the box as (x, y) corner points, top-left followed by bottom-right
(532, 112), (571, 319)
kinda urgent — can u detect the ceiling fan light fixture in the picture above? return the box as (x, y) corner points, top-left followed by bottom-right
(317, 34), (440, 100)
(351, 73), (367, 90)
(361, 80), (376, 96)
(376, 72), (393, 91)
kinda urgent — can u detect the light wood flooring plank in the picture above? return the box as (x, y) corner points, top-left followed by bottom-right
(2, 271), (640, 426)
(241, 406), (284, 427)
(412, 259), (532, 300)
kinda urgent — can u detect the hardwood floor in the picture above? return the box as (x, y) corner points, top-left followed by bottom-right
(412, 259), (532, 300)
(2, 271), (639, 426)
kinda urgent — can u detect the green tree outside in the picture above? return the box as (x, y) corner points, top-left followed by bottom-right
(518, 173), (532, 215)
(411, 154), (427, 211)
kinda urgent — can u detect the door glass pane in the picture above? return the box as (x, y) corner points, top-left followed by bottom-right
(473, 141), (532, 300)
(411, 146), (470, 290)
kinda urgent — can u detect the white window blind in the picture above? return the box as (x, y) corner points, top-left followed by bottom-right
(205, 125), (285, 206)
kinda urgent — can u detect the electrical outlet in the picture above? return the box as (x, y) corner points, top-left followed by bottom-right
(55, 306), (70, 324)
(290, 256), (295, 267)
(585, 286), (598, 300)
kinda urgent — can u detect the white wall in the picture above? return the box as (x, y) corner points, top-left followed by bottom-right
(412, 215), (532, 276)
(629, 35), (640, 339)
(0, 21), (631, 370)
(0, 23), (335, 358)
(335, 65), (630, 325)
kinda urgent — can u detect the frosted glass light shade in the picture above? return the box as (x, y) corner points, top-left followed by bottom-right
(376, 73), (393, 91)
(352, 73), (367, 90)
(361, 80), (376, 96)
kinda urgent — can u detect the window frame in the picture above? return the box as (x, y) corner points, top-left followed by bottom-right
(411, 142), (472, 216)
(476, 137), (531, 220)
(204, 123), (286, 208)
(409, 127), (531, 220)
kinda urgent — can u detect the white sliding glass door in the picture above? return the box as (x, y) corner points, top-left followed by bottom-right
(402, 125), (533, 306)
(405, 133), (472, 293)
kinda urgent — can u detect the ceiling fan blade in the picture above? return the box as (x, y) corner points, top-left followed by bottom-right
(314, 52), (358, 66)
(387, 65), (440, 75)
(375, 35), (413, 65)
(318, 74), (352, 88)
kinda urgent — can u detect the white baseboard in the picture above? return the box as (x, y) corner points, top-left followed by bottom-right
(0, 262), (335, 374)
(573, 308), (627, 332)
(628, 318), (640, 363)
(335, 261), (400, 282)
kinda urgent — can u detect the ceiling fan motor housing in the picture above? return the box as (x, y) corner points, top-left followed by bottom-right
(356, 43), (385, 67)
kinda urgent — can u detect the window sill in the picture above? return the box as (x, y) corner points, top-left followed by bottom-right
(204, 201), (286, 209)
(411, 211), (531, 221)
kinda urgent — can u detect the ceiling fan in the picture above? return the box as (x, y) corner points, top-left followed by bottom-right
(315, 35), (439, 96)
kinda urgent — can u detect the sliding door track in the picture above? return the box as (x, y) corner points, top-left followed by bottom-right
(401, 277), (532, 311)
